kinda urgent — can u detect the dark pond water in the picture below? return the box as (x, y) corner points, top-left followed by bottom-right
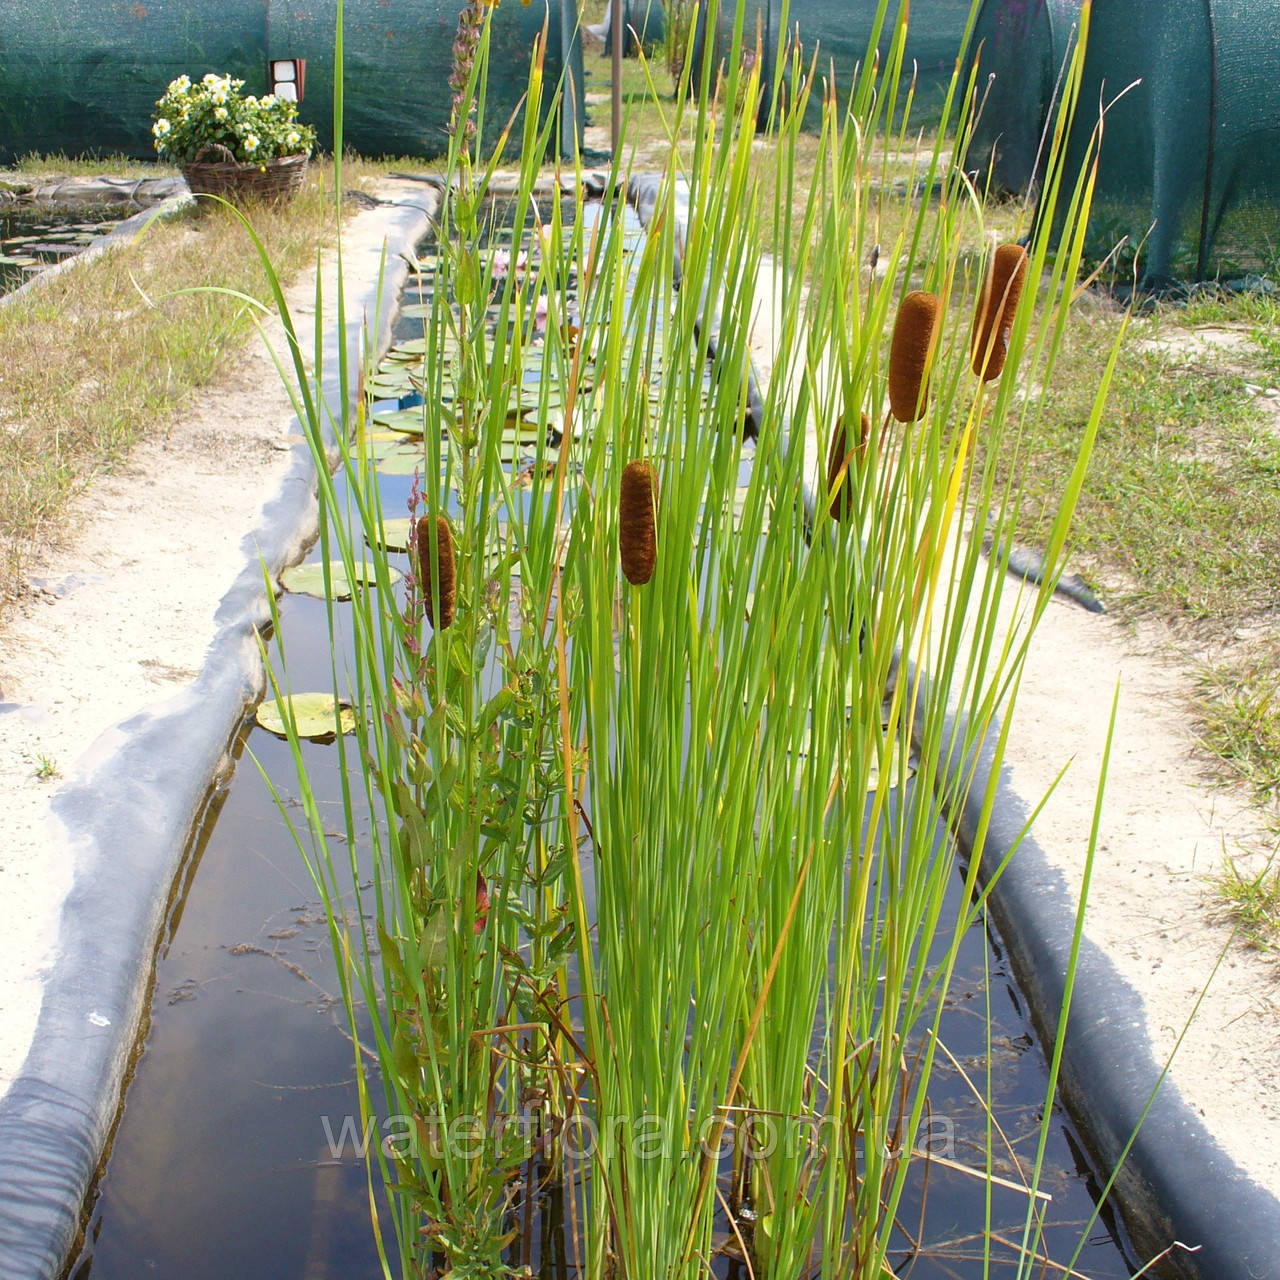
(67, 199), (1144, 1280)
(0, 204), (129, 295)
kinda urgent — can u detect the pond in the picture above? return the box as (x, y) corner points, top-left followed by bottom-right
(67, 195), (1144, 1280)
(0, 204), (131, 296)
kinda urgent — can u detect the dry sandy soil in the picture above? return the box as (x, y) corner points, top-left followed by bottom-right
(1, 164), (1279, 1251)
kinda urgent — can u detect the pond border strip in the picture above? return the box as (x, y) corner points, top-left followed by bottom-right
(922, 686), (1280, 1279)
(625, 169), (1280, 1280)
(0, 188), (436, 1280)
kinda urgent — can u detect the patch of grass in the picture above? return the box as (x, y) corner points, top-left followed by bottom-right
(5, 152), (177, 179)
(581, 44), (692, 160)
(1210, 855), (1280, 953)
(30, 752), (58, 780)
(1195, 639), (1280, 801)
(0, 158), (391, 615)
(1003, 310), (1280, 620)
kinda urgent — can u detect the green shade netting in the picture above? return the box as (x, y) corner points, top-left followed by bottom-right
(969, 0), (1280, 281)
(693, 0), (975, 129)
(0, 0), (582, 162)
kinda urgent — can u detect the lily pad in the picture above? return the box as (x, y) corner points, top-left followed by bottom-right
(256, 694), (357, 742)
(367, 517), (414, 553)
(375, 447), (436, 475)
(387, 336), (430, 358)
(366, 365), (418, 397)
(371, 406), (431, 435)
(280, 560), (400, 600)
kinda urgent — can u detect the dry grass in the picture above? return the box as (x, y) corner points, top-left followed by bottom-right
(0, 157), (390, 613)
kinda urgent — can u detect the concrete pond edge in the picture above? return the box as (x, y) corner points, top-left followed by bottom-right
(0, 188), (435, 1279)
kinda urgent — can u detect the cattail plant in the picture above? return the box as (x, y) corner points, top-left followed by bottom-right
(256, 0), (1128, 1275)
(415, 514), (456, 629)
(826, 410), (869, 521)
(619, 459), (657, 585)
(887, 290), (941, 422)
(971, 242), (1029, 380)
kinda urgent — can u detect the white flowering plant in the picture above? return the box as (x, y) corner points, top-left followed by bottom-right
(151, 73), (316, 166)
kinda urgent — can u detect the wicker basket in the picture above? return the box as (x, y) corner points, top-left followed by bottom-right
(182, 144), (310, 204)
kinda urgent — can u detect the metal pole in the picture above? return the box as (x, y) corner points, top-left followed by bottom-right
(611, 0), (624, 155)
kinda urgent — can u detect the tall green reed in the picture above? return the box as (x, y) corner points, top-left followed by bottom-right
(251, 0), (1131, 1275)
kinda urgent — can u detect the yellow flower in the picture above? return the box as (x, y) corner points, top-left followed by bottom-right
(152, 117), (171, 138)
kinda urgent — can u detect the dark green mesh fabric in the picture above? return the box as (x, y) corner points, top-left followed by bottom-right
(970, 0), (1280, 282)
(694, 0), (975, 129)
(0, 0), (582, 163)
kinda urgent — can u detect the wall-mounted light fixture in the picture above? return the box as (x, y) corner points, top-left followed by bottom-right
(267, 58), (306, 103)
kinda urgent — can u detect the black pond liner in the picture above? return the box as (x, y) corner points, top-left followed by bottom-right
(0, 189), (436, 1280)
(627, 169), (1280, 1280)
(47, 181), (1134, 1279)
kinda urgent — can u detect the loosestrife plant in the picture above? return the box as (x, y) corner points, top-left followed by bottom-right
(151, 72), (316, 165)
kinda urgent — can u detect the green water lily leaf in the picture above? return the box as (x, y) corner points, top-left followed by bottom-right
(256, 694), (357, 741)
(280, 560), (400, 600)
(387, 336), (430, 358)
(375, 448), (435, 475)
(371, 406), (428, 435)
(367, 517), (413, 553)
(500, 418), (545, 445)
(349, 435), (425, 462)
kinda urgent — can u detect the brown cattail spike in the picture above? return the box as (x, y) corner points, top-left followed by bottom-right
(416, 514), (455, 629)
(619, 460), (657, 586)
(888, 291), (941, 423)
(826, 410), (869, 522)
(971, 243), (1028, 382)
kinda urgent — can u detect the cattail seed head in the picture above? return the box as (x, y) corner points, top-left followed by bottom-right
(826, 410), (869, 522)
(888, 291), (941, 423)
(415, 514), (455, 630)
(619, 460), (657, 586)
(970, 243), (1028, 381)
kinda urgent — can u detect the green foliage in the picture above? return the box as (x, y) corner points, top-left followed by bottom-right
(151, 73), (315, 165)
(253, 0), (1129, 1275)
(1211, 856), (1280, 954)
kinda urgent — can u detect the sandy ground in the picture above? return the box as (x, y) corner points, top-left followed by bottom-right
(1002, 591), (1280, 1190)
(2, 158), (1279, 1230)
(0, 178), (429, 1098)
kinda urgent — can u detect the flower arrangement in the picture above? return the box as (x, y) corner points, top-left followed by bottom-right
(151, 73), (315, 167)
